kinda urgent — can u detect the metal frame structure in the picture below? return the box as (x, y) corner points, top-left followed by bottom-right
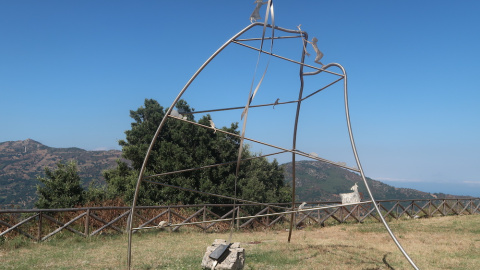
(126, 22), (419, 269)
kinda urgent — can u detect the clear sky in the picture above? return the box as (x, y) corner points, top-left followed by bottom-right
(1, 1), (479, 197)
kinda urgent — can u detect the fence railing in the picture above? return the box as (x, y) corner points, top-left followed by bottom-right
(1, 198), (479, 242)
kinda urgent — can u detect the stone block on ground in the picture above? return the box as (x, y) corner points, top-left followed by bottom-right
(201, 239), (245, 270)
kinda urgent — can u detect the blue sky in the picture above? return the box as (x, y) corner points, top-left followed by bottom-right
(1, 1), (479, 197)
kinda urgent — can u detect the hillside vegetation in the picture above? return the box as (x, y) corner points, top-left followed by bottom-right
(0, 99), (290, 209)
(282, 160), (456, 202)
(0, 139), (122, 207)
(1, 139), (470, 208)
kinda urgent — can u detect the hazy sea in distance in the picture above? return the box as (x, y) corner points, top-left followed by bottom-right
(382, 181), (480, 198)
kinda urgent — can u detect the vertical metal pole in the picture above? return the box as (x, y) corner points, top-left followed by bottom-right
(287, 29), (308, 243)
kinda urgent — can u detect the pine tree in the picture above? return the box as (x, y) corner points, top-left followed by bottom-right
(104, 98), (290, 207)
(35, 160), (84, 209)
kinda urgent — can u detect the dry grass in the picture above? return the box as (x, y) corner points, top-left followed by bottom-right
(1, 215), (480, 269)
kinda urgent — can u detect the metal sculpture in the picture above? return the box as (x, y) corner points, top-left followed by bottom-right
(126, 1), (419, 269)
(250, 0), (268, 23)
(305, 37), (325, 66)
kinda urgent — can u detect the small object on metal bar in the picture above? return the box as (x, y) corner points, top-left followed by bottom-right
(209, 120), (217, 133)
(273, 98), (279, 109)
(250, 0), (267, 23)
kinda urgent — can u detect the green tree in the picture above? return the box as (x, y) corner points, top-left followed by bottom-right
(35, 160), (84, 209)
(102, 159), (138, 202)
(104, 98), (290, 207)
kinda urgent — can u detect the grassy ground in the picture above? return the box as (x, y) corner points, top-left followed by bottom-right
(1, 215), (480, 269)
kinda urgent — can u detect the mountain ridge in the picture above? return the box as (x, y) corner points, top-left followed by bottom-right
(0, 139), (470, 208)
(281, 160), (469, 202)
(0, 139), (122, 207)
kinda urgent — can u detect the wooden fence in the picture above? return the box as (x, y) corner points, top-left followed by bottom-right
(1, 198), (479, 242)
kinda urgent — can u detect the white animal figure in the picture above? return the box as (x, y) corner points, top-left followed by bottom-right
(170, 109), (187, 120)
(157, 221), (168, 228)
(250, 0), (268, 23)
(296, 202), (308, 228)
(298, 202), (307, 212)
(339, 183), (361, 204)
(209, 120), (216, 134)
(170, 109), (183, 119)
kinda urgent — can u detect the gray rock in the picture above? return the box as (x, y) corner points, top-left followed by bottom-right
(201, 239), (245, 270)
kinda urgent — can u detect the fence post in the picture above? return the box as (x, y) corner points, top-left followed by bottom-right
(266, 206), (270, 226)
(236, 206), (240, 230)
(341, 206), (344, 223)
(203, 205), (206, 232)
(427, 200), (431, 217)
(443, 200), (446, 216)
(85, 209), (90, 237)
(37, 211), (43, 242)
(168, 207), (171, 231)
(317, 205), (320, 225)
(396, 202), (399, 219)
(410, 201), (414, 217)
(125, 210), (131, 233)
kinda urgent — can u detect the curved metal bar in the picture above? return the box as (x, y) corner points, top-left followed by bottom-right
(127, 22), (307, 269)
(169, 115), (361, 172)
(142, 179), (289, 210)
(127, 23), (258, 269)
(287, 30), (308, 243)
(300, 77), (344, 102)
(335, 63), (420, 269)
(144, 150), (287, 179)
(235, 35), (302, 41)
(233, 40), (343, 77)
(183, 98), (299, 115)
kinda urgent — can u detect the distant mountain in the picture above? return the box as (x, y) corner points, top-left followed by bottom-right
(282, 160), (468, 202)
(1, 140), (468, 208)
(0, 139), (122, 207)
